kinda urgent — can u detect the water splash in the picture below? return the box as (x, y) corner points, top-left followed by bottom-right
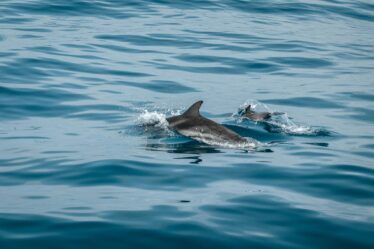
(137, 110), (169, 129)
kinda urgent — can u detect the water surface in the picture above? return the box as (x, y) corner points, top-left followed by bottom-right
(0, 0), (373, 248)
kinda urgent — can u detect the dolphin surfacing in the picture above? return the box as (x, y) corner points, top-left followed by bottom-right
(167, 101), (256, 148)
(241, 105), (272, 121)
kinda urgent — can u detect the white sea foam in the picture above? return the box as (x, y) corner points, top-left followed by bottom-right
(267, 112), (318, 135)
(137, 110), (169, 129)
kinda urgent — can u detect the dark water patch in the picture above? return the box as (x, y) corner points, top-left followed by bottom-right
(145, 21), (181, 27)
(262, 97), (344, 109)
(63, 207), (91, 211)
(351, 151), (374, 159)
(0, 86), (132, 121)
(175, 156), (203, 165)
(42, 151), (76, 155)
(113, 80), (198, 94)
(4, 0), (137, 19)
(323, 4), (374, 22)
(99, 196), (117, 199)
(146, 60), (279, 74)
(2, 158), (372, 206)
(0, 158), (30, 167)
(145, 141), (222, 154)
(354, 1), (374, 11)
(76, 77), (108, 86)
(0, 85), (90, 101)
(336, 43), (374, 55)
(340, 92), (374, 102)
(0, 60), (53, 84)
(43, 160), (159, 187)
(0, 52), (17, 57)
(224, 0), (374, 23)
(183, 29), (269, 42)
(93, 44), (171, 54)
(99, 89), (122, 94)
(50, 83), (88, 90)
(176, 54), (280, 72)
(290, 151), (335, 158)
(330, 164), (374, 177)
(304, 142), (329, 147)
(147, 62), (238, 74)
(0, 85), (91, 103)
(175, 54), (244, 63)
(151, 0), (221, 10)
(224, 1), (325, 17)
(96, 34), (259, 52)
(179, 200), (190, 203)
(65, 112), (126, 123)
(18, 34), (43, 39)
(29, 46), (106, 61)
(269, 57), (334, 68)
(0, 136), (50, 140)
(23, 195), (49, 199)
(0, 17), (34, 24)
(261, 40), (326, 52)
(28, 46), (64, 53)
(0, 210), (262, 249)
(62, 43), (94, 49)
(49, 211), (95, 217)
(229, 163), (374, 206)
(345, 107), (374, 123)
(15, 28), (51, 33)
(202, 195), (373, 249)
(64, 133), (79, 136)
(209, 43), (258, 52)
(361, 143), (374, 150)
(14, 57), (151, 77)
(95, 34), (213, 49)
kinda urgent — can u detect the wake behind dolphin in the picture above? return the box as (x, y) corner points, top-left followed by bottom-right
(166, 101), (258, 149)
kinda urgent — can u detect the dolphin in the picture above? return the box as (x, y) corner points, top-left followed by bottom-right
(241, 105), (272, 121)
(166, 101), (256, 148)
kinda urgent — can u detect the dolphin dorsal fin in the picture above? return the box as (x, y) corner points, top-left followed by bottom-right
(182, 100), (203, 117)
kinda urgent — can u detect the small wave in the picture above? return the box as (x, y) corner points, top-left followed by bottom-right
(235, 100), (330, 136)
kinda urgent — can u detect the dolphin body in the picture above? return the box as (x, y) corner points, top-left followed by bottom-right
(166, 101), (255, 148)
(241, 105), (272, 121)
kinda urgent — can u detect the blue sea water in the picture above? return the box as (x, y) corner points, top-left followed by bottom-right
(0, 0), (374, 248)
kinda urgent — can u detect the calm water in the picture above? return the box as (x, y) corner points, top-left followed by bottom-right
(1, 0), (374, 248)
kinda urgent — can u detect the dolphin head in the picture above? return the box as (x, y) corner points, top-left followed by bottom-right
(244, 105), (253, 114)
(241, 104), (271, 121)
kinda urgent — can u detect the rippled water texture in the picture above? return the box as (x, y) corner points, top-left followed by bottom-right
(0, 0), (374, 248)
